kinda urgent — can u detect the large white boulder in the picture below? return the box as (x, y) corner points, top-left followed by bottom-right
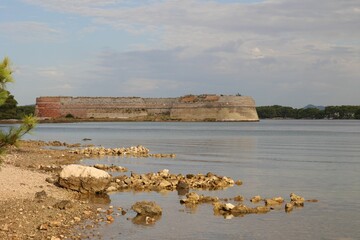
(59, 164), (111, 193)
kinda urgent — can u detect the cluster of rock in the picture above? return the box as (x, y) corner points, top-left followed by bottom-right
(131, 201), (162, 225)
(68, 145), (176, 158)
(56, 165), (237, 195)
(93, 164), (128, 172)
(108, 169), (236, 192)
(178, 191), (315, 218)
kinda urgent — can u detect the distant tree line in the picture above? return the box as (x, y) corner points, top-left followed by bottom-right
(0, 91), (35, 119)
(256, 105), (360, 119)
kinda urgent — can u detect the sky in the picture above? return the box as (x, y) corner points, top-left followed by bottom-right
(0, 0), (359, 107)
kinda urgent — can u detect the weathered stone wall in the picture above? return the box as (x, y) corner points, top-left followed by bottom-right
(35, 95), (259, 121)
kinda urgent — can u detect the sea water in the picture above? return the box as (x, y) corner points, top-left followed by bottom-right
(2, 120), (359, 239)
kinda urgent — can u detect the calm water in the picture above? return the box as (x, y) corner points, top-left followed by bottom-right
(2, 120), (360, 239)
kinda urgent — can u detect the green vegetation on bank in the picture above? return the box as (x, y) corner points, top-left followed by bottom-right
(0, 92), (35, 119)
(257, 105), (360, 119)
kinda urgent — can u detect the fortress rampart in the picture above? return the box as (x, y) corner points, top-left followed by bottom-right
(35, 95), (259, 121)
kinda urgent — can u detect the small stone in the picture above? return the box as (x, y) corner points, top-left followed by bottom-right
(35, 190), (47, 200)
(235, 180), (243, 186)
(250, 195), (261, 203)
(54, 200), (73, 210)
(233, 195), (244, 202)
(285, 203), (294, 212)
(224, 203), (235, 211)
(74, 217), (81, 222)
(38, 223), (48, 230)
(49, 221), (62, 227)
(106, 215), (114, 223)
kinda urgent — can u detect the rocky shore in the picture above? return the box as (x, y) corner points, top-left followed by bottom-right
(0, 140), (318, 239)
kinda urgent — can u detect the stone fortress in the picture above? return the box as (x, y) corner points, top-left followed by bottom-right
(35, 94), (259, 121)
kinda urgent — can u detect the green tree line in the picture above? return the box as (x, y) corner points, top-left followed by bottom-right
(257, 105), (360, 119)
(0, 91), (35, 119)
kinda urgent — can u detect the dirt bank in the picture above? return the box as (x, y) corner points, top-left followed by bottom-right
(0, 140), (105, 239)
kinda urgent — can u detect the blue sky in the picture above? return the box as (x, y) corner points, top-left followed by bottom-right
(1, 0), (359, 107)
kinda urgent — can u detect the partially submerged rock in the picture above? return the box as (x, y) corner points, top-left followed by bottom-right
(93, 164), (128, 172)
(213, 202), (270, 216)
(250, 195), (262, 203)
(290, 193), (305, 206)
(69, 145), (175, 158)
(265, 197), (284, 206)
(58, 164), (111, 194)
(111, 170), (236, 193)
(131, 201), (162, 216)
(180, 192), (219, 205)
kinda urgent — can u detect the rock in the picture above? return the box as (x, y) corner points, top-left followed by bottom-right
(235, 180), (243, 186)
(250, 195), (261, 203)
(290, 193), (305, 206)
(106, 215), (114, 223)
(176, 180), (189, 190)
(46, 176), (59, 184)
(265, 197), (284, 206)
(106, 186), (118, 192)
(35, 190), (47, 200)
(38, 223), (48, 230)
(58, 164), (111, 193)
(54, 200), (73, 210)
(49, 221), (62, 227)
(290, 193), (304, 202)
(158, 180), (172, 188)
(233, 195), (244, 202)
(224, 203), (235, 211)
(131, 201), (162, 216)
(285, 203), (294, 212)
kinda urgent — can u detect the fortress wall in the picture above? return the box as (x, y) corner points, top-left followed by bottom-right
(143, 98), (175, 115)
(35, 97), (62, 118)
(35, 95), (259, 121)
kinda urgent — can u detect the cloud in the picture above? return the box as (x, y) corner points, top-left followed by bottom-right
(0, 21), (61, 42)
(9, 0), (360, 107)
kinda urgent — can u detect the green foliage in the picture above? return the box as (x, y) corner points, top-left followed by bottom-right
(16, 105), (35, 118)
(257, 105), (360, 119)
(0, 92), (18, 119)
(0, 57), (37, 159)
(0, 57), (14, 105)
(0, 115), (37, 149)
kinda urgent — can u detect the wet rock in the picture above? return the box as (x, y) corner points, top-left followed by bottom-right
(93, 164), (127, 172)
(224, 203), (235, 211)
(235, 180), (243, 186)
(176, 180), (189, 190)
(285, 203), (294, 212)
(290, 193), (305, 206)
(233, 195), (244, 202)
(265, 197), (284, 206)
(214, 202), (270, 216)
(106, 215), (114, 223)
(250, 195), (262, 203)
(132, 215), (161, 225)
(58, 164), (111, 193)
(131, 201), (162, 216)
(68, 145), (163, 157)
(180, 192), (219, 205)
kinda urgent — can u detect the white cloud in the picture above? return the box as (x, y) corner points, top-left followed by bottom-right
(10, 0), (360, 106)
(0, 21), (61, 42)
